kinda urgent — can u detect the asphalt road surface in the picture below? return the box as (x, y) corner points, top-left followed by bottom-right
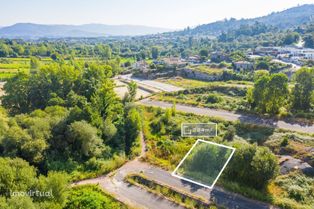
(75, 133), (279, 209)
(75, 159), (278, 209)
(75, 134), (185, 209)
(139, 99), (314, 134)
(119, 74), (184, 92)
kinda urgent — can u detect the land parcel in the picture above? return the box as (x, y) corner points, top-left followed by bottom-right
(172, 139), (235, 189)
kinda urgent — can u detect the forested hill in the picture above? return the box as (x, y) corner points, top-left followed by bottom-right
(0, 23), (172, 38)
(178, 4), (314, 35)
(0, 4), (313, 39)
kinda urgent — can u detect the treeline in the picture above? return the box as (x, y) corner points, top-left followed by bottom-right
(218, 22), (278, 42)
(0, 157), (68, 208)
(0, 40), (112, 59)
(247, 68), (314, 117)
(296, 22), (314, 48)
(217, 21), (314, 50)
(0, 21), (313, 64)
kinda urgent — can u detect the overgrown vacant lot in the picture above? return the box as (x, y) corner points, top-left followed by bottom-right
(141, 106), (314, 209)
(264, 133), (314, 167)
(188, 65), (225, 75)
(157, 77), (253, 89)
(153, 85), (250, 112)
(174, 141), (234, 187)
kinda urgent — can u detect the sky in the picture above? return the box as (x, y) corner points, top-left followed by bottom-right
(1, 0), (313, 29)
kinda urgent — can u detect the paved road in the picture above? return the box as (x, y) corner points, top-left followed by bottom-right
(139, 99), (314, 134)
(272, 59), (301, 70)
(121, 75), (314, 134)
(119, 74), (183, 92)
(76, 160), (278, 209)
(75, 160), (184, 209)
(114, 79), (152, 100)
(75, 134), (184, 209)
(75, 133), (278, 209)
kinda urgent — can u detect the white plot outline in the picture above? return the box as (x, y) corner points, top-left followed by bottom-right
(181, 123), (217, 137)
(172, 139), (235, 189)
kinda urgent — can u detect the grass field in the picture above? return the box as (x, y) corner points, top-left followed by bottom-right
(189, 65), (224, 76)
(174, 140), (234, 188)
(0, 58), (31, 80)
(0, 62), (29, 69)
(119, 57), (136, 64)
(157, 77), (253, 89)
(0, 68), (29, 80)
(153, 84), (249, 112)
(0, 57), (55, 80)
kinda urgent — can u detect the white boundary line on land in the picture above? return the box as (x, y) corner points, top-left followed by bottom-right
(171, 139), (236, 189)
(181, 123), (217, 137)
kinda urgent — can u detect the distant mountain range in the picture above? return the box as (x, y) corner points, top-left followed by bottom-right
(0, 4), (313, 39)
(180, 4), (314, 35)
(0, 23), (172, 38)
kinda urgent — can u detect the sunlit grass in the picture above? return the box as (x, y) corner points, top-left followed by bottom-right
(157, 77), (252, 89)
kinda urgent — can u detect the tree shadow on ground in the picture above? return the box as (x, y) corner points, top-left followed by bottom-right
(179, 179), (204, 192)
(235, 118), (275, 145)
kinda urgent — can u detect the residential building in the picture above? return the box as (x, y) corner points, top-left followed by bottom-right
(233, 61), (254, 71)
(187, 55), (201, 64)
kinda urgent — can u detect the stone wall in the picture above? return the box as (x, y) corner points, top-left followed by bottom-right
(178, 68), (223, 81)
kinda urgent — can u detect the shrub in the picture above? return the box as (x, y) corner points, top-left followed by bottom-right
(274, 172), (314, 205)
(65, 185), (127, 209)
(223, 125), (236, 141)
(280, 136), (289, 147)
(206, 94), (222, 104)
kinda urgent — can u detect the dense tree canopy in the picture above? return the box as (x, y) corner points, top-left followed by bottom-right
(0, 59), (141, 188)
(248, 73), (289, 114)
(0, 157), (68, 208)
(282, 32), (300, 45)
(224, 141), (278, 189)
(292, 68), (314, 110)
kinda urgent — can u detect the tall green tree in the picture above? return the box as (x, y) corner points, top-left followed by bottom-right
(250, 75), (270, 112)
(2, 72), (30, 114)
(127, 81), (137, 102)
(0, 108), (9, 138)
(151, 46), (159, 59)
(292, 68), (314, 110)
(248, 73), (289, 114)
(123, 81), (137, 103)
(304, 33), (314, 48)
(66, 121), (105, 158)
(30, 56), (40, 70)
(264, 73), (289, 114)
(224, 142), (278, 189)
(0, 157), (36, 197)
(1, 121), (48, 164)
(199, 49), (209, 58)
(282, 32), (300, 45)
(124, 107), (141, 154)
